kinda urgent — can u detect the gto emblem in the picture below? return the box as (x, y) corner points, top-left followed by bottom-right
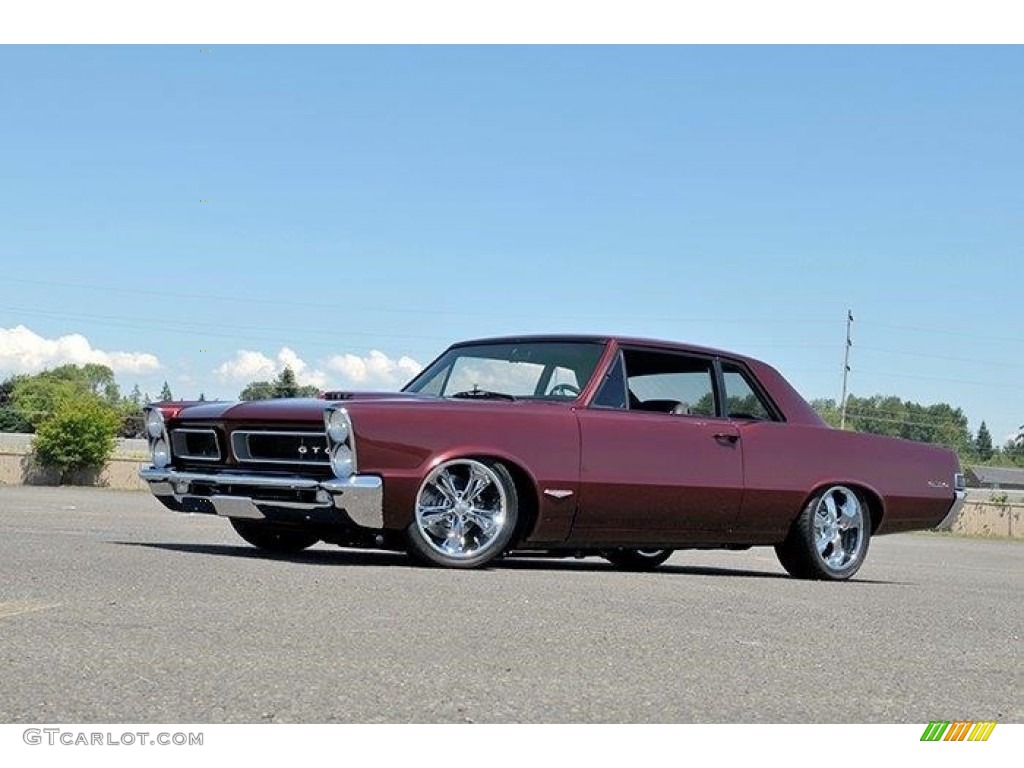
(298, 441), (330, 458)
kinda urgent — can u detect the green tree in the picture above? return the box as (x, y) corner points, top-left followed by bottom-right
(975, 421), (994, 462)
(159, 381), (174, 401)
(0, 375), (33, 432)
(116, 384), (146, 439)
(1006, 427), (1024, 466)
(810, 398), (841, 428)
(811, 393), (972, 457)
(240, 368), (319, 400)
(32, 397), (120, 483)
(240, 380), (277, 401)
(12, 376), (81, 428)
(275, 367), (300, 397)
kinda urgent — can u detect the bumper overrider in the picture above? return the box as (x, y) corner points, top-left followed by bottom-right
(139, 404), (383, 529)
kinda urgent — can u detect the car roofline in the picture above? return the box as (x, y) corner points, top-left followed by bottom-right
(447, 334), (763, 366)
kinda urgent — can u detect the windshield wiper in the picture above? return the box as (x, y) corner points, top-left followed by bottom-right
(450, 389), (517, 402)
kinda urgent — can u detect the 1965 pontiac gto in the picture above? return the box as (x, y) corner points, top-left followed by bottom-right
(140, 335), (965, 580)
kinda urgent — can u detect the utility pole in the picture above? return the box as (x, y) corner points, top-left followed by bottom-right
(840, 309), (853, 430)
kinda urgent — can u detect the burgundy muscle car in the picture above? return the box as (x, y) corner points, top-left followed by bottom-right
(140, 335), (965, 579)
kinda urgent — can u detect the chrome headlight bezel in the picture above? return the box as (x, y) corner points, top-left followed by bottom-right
(152, 438), (171, 468)
(144, 405), (172, 468)
(326, 408), (351, 444)
(323, 406), (357, 479)
(145, 407), (165, 439)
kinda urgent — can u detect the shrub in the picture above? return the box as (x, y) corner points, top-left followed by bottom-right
(32, 399), (120, 483)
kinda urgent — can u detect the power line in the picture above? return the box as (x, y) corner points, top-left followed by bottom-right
(857, 346), (1024, 369)
(856, 368), (1024, 391)
(0, 305), (450, 348)
(860, 321), (1024, 346)
(2, 276), (842, 327)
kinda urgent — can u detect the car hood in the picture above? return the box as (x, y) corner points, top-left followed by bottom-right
(172, 392), (428, 422)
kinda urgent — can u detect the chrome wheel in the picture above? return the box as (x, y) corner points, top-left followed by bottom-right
(812, 485), (865, 570)
(775, 484), (872, 580)
(411, 459), (515, 565)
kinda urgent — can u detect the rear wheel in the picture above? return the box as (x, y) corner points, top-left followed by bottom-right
(406, 458), (518, 568)
(775, 485), (870, 580)
(229, 519), (320, 553)
(602, 548), (673, 571)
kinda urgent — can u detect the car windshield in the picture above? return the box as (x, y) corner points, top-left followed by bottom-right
(403, 340), (607, 401)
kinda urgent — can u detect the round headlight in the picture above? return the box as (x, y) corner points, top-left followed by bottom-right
(145, 409), (165, 439)
(152, 438), (170, 468)
(327, 409), (350, 444)
(330, 445), (354, 479)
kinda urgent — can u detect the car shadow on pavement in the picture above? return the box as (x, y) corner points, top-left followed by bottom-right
(113, 541), (408, 568)
(111, 541), (900, 583)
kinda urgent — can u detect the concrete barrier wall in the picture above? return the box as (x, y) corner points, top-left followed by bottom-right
(0, 434), (149, 491)
(953, 492), (1022, 539)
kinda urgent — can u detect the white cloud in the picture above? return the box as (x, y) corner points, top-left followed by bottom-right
(277, 347), (328, 389)
(325, 350), (422, 389)
(0, 325), (161, 375)
(216, 347), (421, 392)
(216, 347), (328, 389)
(216, 350), (277, 382)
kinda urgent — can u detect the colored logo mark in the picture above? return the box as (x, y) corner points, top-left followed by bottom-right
(920, 721), (997, 742)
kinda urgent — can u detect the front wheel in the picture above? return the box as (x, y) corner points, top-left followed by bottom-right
(406, 458), (519, 568)
(602, 548), (673, 571)
(229, 519), (320, 553)
(775, 485), (871, 580)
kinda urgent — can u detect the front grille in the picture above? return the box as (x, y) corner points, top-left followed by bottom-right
(231, 430), (331, 465)
(169, 428), (221, 461)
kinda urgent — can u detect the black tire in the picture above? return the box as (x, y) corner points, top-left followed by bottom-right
(229, 519), (320, 553)
(602, 548), (673, 571)
(405, 458), (519, 568)
(775, 485), (871, 580)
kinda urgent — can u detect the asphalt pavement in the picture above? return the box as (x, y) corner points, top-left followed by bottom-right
(0, 486), (1020, 723)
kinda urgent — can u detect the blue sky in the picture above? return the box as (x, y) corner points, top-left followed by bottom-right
(1, 46), (1021, 441)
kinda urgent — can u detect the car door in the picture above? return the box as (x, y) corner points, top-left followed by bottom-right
(570, 347), (743, 543)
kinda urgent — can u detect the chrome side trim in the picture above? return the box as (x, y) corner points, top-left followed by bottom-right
(936, 490), (967, 531)
(543, 489), (574, 499)
(140, 468), (384, 529)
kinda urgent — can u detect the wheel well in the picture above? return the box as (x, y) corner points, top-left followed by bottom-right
(467, 454), (540, 545)
(802, 483), (885, 535)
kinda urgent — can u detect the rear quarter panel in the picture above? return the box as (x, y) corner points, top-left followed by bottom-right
(736, 421), (960, 537)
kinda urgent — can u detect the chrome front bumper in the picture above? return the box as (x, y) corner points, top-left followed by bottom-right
(935, 489), (968, 531)
(139, 467), (384, 529)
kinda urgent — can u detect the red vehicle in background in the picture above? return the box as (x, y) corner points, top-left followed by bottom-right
(141, 335), (964, 580)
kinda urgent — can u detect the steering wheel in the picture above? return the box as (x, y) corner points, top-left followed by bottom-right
(548, 383), (581, 398)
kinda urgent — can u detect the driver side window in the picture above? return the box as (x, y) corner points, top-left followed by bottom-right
(622, 349), (717, 416)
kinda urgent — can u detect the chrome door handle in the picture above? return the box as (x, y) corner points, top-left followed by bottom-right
(714, 433), (740, 445)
